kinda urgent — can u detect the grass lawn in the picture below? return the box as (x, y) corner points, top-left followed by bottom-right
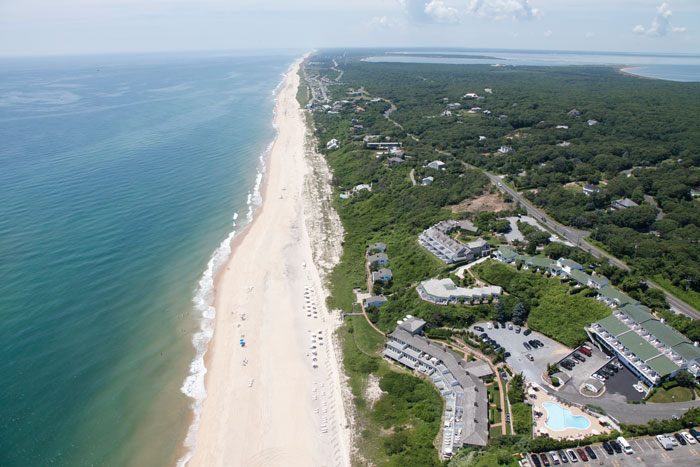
(352, 314), (386, 356)
(648, 386), (695, 403)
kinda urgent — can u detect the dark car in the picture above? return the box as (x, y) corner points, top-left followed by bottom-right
(474, 326), (484, 332)
(602, 441), (614, 455)
(528, 340), (538, 347)
(675, 433), (687, 445)
(567, 450), (577, 462)
(494, 322), (500, 329)
(691, 428), (700, 441)
(492, 344), (501, 351)
(524, 329), (532, 336)
(539, 453), (550, 466)
(576, 448), (588, 461)
(557, 449), (569, 463)
(610, 440), (622, 453)
(534, 339), (544, 347)
(572, 353), (585, 362)
(531, 453), (542, 467)
(504, 352), (511, 358)
(585, 446), (597, 460)
(523, 342), (532, 350)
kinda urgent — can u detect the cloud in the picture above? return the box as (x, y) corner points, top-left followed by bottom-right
(398, 0), (541, 23)
(543, 29), (552, 37)
(368, 15), (402, 28)
(633, 2), (686, 37)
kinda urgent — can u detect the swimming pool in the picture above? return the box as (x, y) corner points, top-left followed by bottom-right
(543, 402), (591, 431)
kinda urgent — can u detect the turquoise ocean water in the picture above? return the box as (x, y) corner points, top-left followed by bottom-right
(0, 51), (296, 466)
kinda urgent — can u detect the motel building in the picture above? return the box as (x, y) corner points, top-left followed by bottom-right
(586, 304), (700, 387)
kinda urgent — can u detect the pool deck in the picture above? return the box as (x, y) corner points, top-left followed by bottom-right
(528, 384), (611, 440)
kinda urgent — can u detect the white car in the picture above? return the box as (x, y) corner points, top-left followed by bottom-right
(668, 435), (678, 446)
(683, 432), (697, 444)
(487, 322), (493, 329)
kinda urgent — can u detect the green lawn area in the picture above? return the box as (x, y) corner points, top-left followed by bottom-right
(510, 402), (533, 436)
(352, 314), (386, 356)
(648, 386), (695, 403)
(652, 275), (700, 312)
(472, 260), (611, 347)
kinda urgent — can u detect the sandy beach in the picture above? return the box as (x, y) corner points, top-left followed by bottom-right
(187, 58), (350, 466)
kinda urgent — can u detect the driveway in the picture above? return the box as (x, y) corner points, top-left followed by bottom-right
(470, 322), (571, 384)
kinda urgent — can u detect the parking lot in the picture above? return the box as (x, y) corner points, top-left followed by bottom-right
(470, 322), (570, 384)
(525, 434), (700, 466)
(600, 360), (646, 401)
(556, 345), (609, 388)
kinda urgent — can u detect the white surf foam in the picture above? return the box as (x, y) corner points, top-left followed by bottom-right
(176, 98), (276, 467)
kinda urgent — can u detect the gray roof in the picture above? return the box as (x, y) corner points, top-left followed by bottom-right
(368, 242), (387, 252)
(365, 295), (388, 307)
(368, 252), (388, 264)
(398, 316), (426, 334)
(464, 360), (493, 379)
(613, 197), (639, 208)
(419, 278), (502, 301)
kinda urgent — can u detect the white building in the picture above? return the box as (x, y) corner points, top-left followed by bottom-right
(417, 278), (502, 305)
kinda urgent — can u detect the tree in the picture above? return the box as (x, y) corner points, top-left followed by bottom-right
(494, 299), (507, 322)
(675, 370), (696, 388)
(512, 302), (527, 325)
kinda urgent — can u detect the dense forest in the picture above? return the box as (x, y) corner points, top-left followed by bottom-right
(312, 52), (700, 305)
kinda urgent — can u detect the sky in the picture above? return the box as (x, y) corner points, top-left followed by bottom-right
(0, 0), (698, 56)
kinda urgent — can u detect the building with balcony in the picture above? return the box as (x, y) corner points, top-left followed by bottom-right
(587, 303), (700, 387)
(383, 316), (489, 458)
(417, 278), (502, 305)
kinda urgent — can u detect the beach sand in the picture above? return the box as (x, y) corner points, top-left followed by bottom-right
(188, 58), (350, 466)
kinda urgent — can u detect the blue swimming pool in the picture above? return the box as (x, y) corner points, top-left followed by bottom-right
(543, 402), (591, 431)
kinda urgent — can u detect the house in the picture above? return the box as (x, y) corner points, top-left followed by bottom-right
(497, 146), (512, 154)
(482, 110), (491, 115)
(587, 119), (599, 126)
(588, 274), (610, 289)
(367, 242), (387, 253)
(447, 102), (461, 110)
(583, 184), (601, 196)
(556, 125), (569, 129)
(419, 225), (491, 264)
(387, 157), (404, 166)
(495, 246), (518, 263)
(484, 88), (493, 94)
(352, 184), (372, 194)
(440, 110), (452, 117)
(422, 176), (434, 186)
(557, 141), (571, 147)
(326, 138), (339, 151)
(557, 258), (583, 274)
(365, 141), (403, 150)
(463, 92), (479, 99)
(478, 136), (487, 141)
(498, 115), (508, 120)
(371, 268), (393, 284)
(383, 316), (489, 457)
(470, 107), (482, 112)
(611, 197), (639, 210)
(568, 109), (581, 116)
(584, 377), (605, 393)
(355, 106), (366, 112)
(427, 160), (445, 170)
(365, 295), (388, 308)
(368, 253), (388, 267)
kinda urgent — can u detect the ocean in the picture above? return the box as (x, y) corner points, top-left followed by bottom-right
(0, 51), (296, 466)
(364, 49), (700, 82)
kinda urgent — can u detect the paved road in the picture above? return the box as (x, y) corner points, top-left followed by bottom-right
(481, 168), (700, 320)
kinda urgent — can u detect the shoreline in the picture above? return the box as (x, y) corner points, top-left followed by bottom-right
(182, 56), (350, 466)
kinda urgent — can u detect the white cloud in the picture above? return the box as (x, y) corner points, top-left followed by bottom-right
(399, 0), (541, 23)
(368, 15), (402, 28)
(633, 2), (686, 37)
(543, 29), (552, 37)
(424, 1), (460, 23)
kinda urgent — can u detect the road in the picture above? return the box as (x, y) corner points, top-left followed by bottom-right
(485, 170), (700, 320)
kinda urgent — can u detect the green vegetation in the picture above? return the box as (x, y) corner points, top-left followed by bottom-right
(647, 386), (695, 403)
(622, 407), (700, 438)
(510, 403), (532, 436)
(473, 260), (611, 347)
(352, 314), (387, 356)
(341, 318), (442, 466)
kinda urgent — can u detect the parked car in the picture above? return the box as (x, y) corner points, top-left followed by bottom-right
(668, 435), (678, 446)
(566, 449), (578, 462)
(557, 449), (569, 463)
(480, 332), (488, 339)
(576, 448), (587, 461)
(539, 453), (550, 466)
(526, 353), (534, 361)
(602, 441), (614, 455)
(494, 322), (500, 329)
(578, 346), (592, 357)
(690, 428), (700, 441)
(572, 352), (586, 362)
(534, 339), (544, 347)
(610, 440), (622, 453)
(524, 329), (532, 336)
(549, 451), (560, 465)
(530, 453), (542, 467)
(508, 323), (514, 330)
(657, 434), (674, 450)
(607, 364), (619, 373)
(523, 342), (532, 350)
(674, 433), (687, 445)
(487, 322), (492, 329)
(584, 446), (596, 460)
(504, 352), (511, 358)
(474, 326), (484, 332)
(528, 340), (538, 347)
(682, 431), (697, 444)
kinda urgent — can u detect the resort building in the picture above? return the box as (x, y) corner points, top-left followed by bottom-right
(587, 303), (700, 387)
(417, 278), (502, 305)
(383, 316), (489, 458)
(419, 223), (490, 264)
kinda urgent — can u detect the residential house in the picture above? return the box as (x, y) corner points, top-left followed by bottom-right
(326, 138), (339, 150)
(367, 242), (387, 253)
(497, 146), (512, 154)
(427, 160), (446, 170)
(587, 119), (599, 126)
(556, 125), (569, 129)
(422, 176), (434, 186)
(611, 197), (639, 210)
(366, 141), (403, 150)
(368, 253), (389, 267)
(365, 296), (388, 308)
(447, 102), (461, 109)
(583, 184), (601, 196)
(371, 268), (393, 284)
(494, 246), (518, 263)
(463, 92), (479, 99)
(568, 109), (581, 116)
(557, 258), (583, 274)
(440, 110), (452, 117)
